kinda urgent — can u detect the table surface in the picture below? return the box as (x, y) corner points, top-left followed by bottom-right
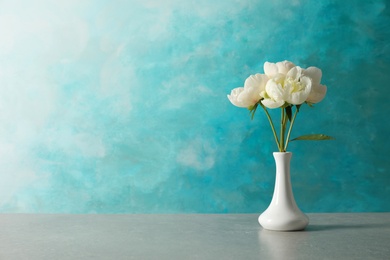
(0, 213), (389, 260)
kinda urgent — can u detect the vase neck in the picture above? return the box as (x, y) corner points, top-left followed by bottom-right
(271, 151), (295, 207)
(273, 152), (292, 162)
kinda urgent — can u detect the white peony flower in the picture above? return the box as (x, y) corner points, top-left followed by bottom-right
(264, 60), (296, 78)
(227, 60), (331, 152)
(303, 66), (327, 104)
(261, 66), (312, 109)
(285, 66), (312, 104)
(227, 73), (268, 108)
(260, 74), (286, 108)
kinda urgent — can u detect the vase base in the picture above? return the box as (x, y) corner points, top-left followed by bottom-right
(258, 212), (309, 231)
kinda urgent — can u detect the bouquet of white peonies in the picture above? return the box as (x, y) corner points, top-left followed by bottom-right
(228, 60), (333, 152)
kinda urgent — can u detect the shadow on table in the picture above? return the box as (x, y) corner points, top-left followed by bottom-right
(305, 223), (390, 231)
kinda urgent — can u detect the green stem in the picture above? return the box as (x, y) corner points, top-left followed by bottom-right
(284, 106), (299, 151)
(280, 108), (285, 152)
(261, 104), (280, 151)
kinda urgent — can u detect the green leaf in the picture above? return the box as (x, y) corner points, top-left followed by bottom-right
(291, 134), (335, 141)
(305, 102), (314, 107)
(248, 103), (258, 120)
(285, 106), (292, 122)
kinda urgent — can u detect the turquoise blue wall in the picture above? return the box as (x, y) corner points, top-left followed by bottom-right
(0, 0), (389, 213)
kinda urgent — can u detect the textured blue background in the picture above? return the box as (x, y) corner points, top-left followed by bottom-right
(0, 0), (389, 213)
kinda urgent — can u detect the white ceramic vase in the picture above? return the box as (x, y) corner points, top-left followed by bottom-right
(258, 152), (309, 231)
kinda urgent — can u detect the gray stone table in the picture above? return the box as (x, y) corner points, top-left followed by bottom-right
(0, 213), (389, 259)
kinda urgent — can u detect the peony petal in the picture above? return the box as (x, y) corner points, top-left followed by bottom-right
(264, 61), (296, 77)
(244, 73), (268, 93)
(303, 67), (322, 85)
(238, 87), (260, 106)
(276, 60), (296, 75)
(307, 84), (327, 103)
(264, 62), (279, 78)
(285, 76), (311, 105)
(289, 90), (310, 105)
(265, 79), (285, 101)
(286, 66), (304, 81)
(244, 74), (258, 88)
(228, 88), (246, 107)
(261, 98), (284, 109)
(227, 84), (263, 108)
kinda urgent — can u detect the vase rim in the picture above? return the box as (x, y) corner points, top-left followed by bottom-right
(273, 151), (292, 154)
